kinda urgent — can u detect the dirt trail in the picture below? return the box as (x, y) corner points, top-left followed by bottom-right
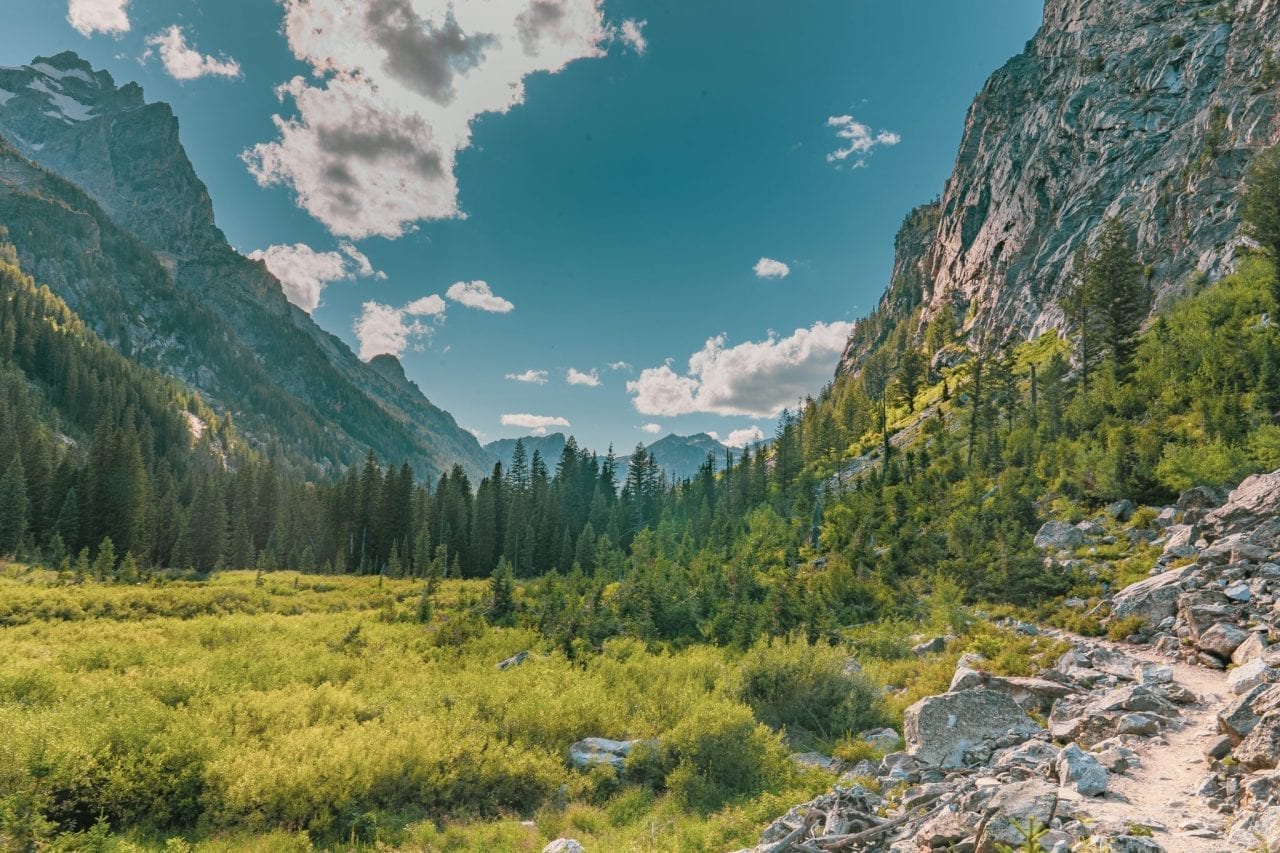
(1063, 637), (1231, 851)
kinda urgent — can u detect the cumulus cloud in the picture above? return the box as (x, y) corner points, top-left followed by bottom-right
(566, 368), (600, 387)
(754, 257), (790, 279)
(618, 19), (647, 54)
(826, 114), (900, 167)
(353, 292), (446, 360)
(145, 25), (242, 80)
(506, 369), (549, 384)
(244, 0), (624, 239)
(68, 0), (130, 36)
(249, 241), (385, 313)
(446, 280), (514, 313)
(639, 423), (662, 435)
(627, 321), (855, 418)
(722, 426), (766, 448)
(501, 413), (570, 436)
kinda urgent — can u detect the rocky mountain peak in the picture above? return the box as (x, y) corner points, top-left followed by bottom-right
(840, 0), (1280, 374)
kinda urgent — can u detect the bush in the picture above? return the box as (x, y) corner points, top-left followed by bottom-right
(730, 639), (886, 742)
(661, 699), (788, 812)
(1108, 615), (1147, 641)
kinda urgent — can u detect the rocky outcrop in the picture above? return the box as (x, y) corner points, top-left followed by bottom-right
(567, 738), (639, 772)
(839, 0), (1280, 375)
(903, 689), (1041, 768)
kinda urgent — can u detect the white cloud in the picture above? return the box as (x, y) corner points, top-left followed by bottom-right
(640, 423), (662, 435)
(608, 361), (632, 371)
(446, 280), (514, 313)
(501, 413), (570, 436)
(826, 114), (900, 167)
(244, 0), (621, 239)
(627, 321), (855, 418)
(723, 426), (766, 448)
(754, 257), (790, 279)
(145, 25), (242, 80)
(67, 0), (130, 37)
(566, 368), (601, 387)
(506, 369), (549, 384)
(618, 19), (647, 54)
(249, 241), (385, 313)
(353, 293), (446, 360)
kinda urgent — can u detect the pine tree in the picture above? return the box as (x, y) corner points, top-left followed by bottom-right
(1086, 218), (1149, 380)
(487, 558), (516, 624)
(0, 454), (29, 555)
(895, 348), (927, 413)
(93, 535), (116, 581)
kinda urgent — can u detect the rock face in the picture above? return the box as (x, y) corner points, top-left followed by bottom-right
(839, 0), (1280, 374)
(0, 52), (491, 482)
(1034, 520), (1087, 551)
(903, 688), (1041, 768)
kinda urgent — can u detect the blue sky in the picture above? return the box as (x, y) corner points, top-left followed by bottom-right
(4, 0), (1043, 453)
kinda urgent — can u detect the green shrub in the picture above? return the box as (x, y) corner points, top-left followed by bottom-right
(729, 639), (886, 742)
(661, 699), (788, 812)
(1108, 615), (1147, 641)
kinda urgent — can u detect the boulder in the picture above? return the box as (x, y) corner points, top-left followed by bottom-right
(497, 650), (529, 670)
(1116, 713), (1158, 736)
(1206, 472), (1280, 534)
(1107, 499), (1136, 521)
(1035, 520), (1086, 551)
(912, 636), (947, 655)
(994, 739), (1060, 773)
(913, 806), (973, 848)
(790, 751), (840, 772)
(949, 665), (985, 692)
(1110, 567), (1193, 626)
(1228, 658), (1277, 695)
(1198, 622), (1248, 660)
(1234, 710), (1280, 771)
(975, 781), (1061, 852)
(903, 689), (1041, 768)
(1055, 743), (1108, 796)
(1233, 631), (1269, 665)
(1178, 484), (1228, 512)
(858, 727), (901, 753)
(568, 738), (637, 771)
(1219, 684), (1269, 742)
(543, 841), (585, 853)
(1103, 837), (1165, 853)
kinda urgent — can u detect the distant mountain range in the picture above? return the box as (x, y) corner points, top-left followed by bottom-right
(484, 432), (750, 482)
(0, 51), (490, 481)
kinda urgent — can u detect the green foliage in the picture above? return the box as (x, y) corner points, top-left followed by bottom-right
(1108, 614), (1148, 641)
(729, 639), (887, 744)
(660, 699), (789, 812)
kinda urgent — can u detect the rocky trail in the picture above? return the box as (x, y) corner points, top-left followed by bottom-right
(735, 473), (1280, 852)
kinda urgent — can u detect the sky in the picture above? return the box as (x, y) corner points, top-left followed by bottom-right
(3, 0), (1044, 454)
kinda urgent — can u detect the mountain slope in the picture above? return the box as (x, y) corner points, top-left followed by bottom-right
(0, 52), (489, 481)
(840, 0), (1280, 372)
(644, 433), (732, 480)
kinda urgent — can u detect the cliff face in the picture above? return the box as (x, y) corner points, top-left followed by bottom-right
(841, 0), (1280, 373)
(0, 52), (489, 481)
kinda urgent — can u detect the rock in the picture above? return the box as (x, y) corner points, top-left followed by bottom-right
(914, 806), (973, 848)
(568, 738), (637, 771)
(1155, 507), (1178, 528)
(1205, 735), (1234, 760)
(995, 739), (1060, 773)
(1233, 631), (1269, 666)
(903, 689), (1041, 768)
(1198, 622), (1248, 660)
(1076, 519), (1106, 536)
(497, 650), (529, 670)
(543, 841), (585, 853)
(1110, 566), (1194, 626)
(1107, 499), (1136, 521)
(1178, 485), (1229, 512)
(1093, 745), (1139, 773)
(1206, 473), (1280, 534)
(1117, 713), (1158, 736)
(950, 666), (985, 692)
(858, 727), (901, 753)
(1135, 664), (1173, 685)
(1228, 658), (1277, 695)
(1225, 582), (1253, 602)
(912, 636), (947, 655)
(1234, 710), (1280, 771)
(1219, 684), (1269, 743)
(975, 781), (1062, 852)
(1103, 837), (1164, 853)
(1054, 743), (1108, 796)
(1035, 520), (1086, 551)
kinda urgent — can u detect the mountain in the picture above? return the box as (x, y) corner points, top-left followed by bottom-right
(484, 433), (569, 473)
(0, 52), (489, 481)
(839, 0), (1280, 372)
(642, 433), (732, 480)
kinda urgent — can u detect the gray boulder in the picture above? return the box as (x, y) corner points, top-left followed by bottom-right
(975, 781), (1061, 852)
(1218, 683), (1269, 743)
(1233, 631), (1269, 665)
(903, 688), (1041, 768)
(1110, 566), (1194, 626)
(912, 636), (947, 655)
(858, 727), (901, 753)
(1228, 658), (1277, 695)
(1055, 743), (1108, 796)
(1107, 499), (1136, 521)
(1198, 622), (1248, 660)
(1206, 472), (1280, 534)
(568, 738), (637, 771)
(1234, 710), (1280, 771)
(497, 650), (529, 670)
(1035, 520), (1086, 551)
(543, 841), (585, 853)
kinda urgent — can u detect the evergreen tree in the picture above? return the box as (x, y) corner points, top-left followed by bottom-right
(1242, 143), (1280, 304)
(93, 535), (116, 581)
(0, 454), (29, 555)
(1085, 218), (1149, 380)
(487, 558), (516, 624)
